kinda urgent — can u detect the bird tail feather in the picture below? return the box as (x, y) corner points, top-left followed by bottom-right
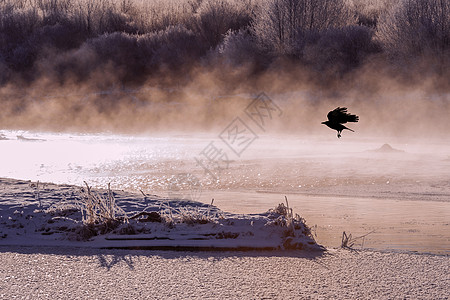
(348, 115), (359, 122)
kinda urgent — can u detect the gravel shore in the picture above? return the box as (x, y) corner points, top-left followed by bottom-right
(1, 246), (448, 299)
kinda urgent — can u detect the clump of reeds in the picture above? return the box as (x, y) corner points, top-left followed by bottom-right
(73, 182), (129, 240)
(268, 196), (314, 239)
(79, 182), (128, 225)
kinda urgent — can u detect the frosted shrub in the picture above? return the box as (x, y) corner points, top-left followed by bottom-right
(218, 29), (261, 66)
(194, 0), (252, 47)
(88, 32), (137, 65)
(303, 25), (379, 73)
(138, 25), (203, 69)
(350, 0), (397, 28)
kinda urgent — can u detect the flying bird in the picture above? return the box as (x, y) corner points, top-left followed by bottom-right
(321, 107), (359, 138)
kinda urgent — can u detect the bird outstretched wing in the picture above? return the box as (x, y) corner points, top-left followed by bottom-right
(327, 107), (359, 124)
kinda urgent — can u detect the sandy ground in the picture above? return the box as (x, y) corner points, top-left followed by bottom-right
(0, 246), (448, 299)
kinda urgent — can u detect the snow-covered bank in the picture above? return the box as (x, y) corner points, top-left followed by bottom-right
(0, 246), (448, 299)
(1, 177), (450, 254)
(0, 178), (322, 251)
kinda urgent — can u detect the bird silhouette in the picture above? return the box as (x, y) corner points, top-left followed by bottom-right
(322, 107), (359, 138)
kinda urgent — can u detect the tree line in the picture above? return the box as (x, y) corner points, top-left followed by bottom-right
(0, 0), (448, 89)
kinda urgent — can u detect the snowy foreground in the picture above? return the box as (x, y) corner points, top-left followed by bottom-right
(0, 178), (322, 251)
(1, 246), (448, 299)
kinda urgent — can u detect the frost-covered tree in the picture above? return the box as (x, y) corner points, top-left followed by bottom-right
(377, 0), (449, 58)
(252, 0), (354, 56)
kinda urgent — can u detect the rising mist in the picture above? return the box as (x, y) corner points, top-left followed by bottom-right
(0, 0), (448, 137)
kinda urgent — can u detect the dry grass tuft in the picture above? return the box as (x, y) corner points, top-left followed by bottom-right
(71, 182), (129, 240)
(156, 198), (218, 226)
(268, 196), (315, 240)
(341, 230), (375, 251)
(79, 182), (128, 225)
